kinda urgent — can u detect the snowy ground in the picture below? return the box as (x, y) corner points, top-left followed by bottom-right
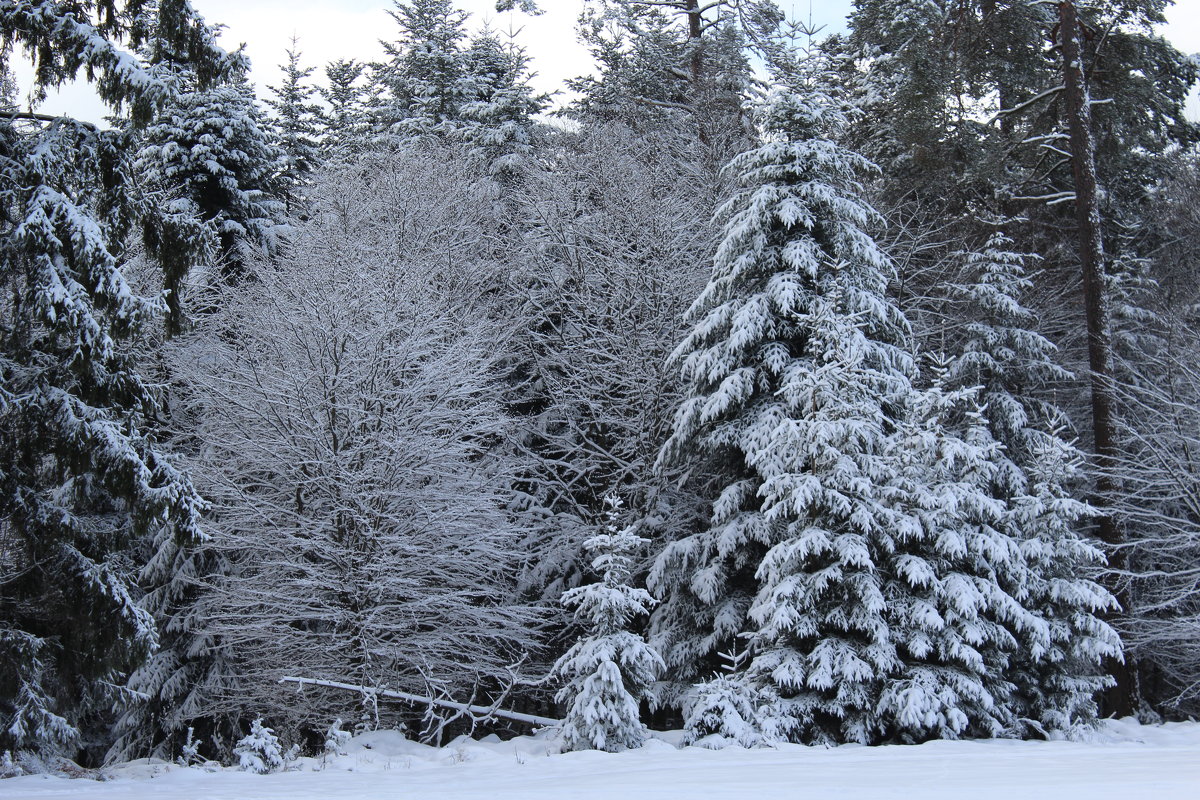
(6, 720), (1200, 800)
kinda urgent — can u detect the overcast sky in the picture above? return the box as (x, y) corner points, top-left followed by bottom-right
(15, 0), (1200, 120)
(183, 0), (856, 98)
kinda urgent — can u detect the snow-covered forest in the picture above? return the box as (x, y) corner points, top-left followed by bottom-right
(2, 0), (1200, 783)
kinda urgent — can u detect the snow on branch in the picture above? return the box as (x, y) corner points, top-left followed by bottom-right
(990, 86), (1064, 124)
(278, 676), (560, 729)
(1010, 191), (1077, 206)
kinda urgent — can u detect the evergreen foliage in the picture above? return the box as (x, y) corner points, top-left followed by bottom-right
(135, 72), (286, 295)
(653, 88), (1119, 744)
(946, 234), (1123, 729)
(0, 0), (228, 762)
(233, 718), (283, 774)
(568, 0), (754, 155)
(372, 0), (471, 139)
(553, 496), (664, 752)
(323, 719), (351, 758)
(107, 519), (235, 762)
(266, 39), (324, 200)
(649, 88), (913, 731)
(681, 648), (767, 748)
(457, 30), (546, 173)
(320, 59), (370, 155)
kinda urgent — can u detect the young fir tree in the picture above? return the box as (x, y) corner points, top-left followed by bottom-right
(233, 718), (284, 774)
(552, 496), (664, 752)
(320, 59), (370, 156)
(266, 38), (323, 203)
(681, 647), (767, 748)
(946, 234), (1121, 730)
(648, 87), (914, 742)
(136, 73), (286, 295)
(0, 0), (229, 763)
(372, 0), (470, 140)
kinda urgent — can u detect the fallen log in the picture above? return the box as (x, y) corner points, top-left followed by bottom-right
(278, 676), (560, 728)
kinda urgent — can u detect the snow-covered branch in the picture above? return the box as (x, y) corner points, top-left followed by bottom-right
(278, 677), (559, 728)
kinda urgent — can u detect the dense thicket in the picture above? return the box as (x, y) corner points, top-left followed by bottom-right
(3, 0), (1198, 768)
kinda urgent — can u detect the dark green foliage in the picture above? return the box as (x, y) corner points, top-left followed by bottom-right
(321, 59), (369, 155)
(267, 40), (324, 200)
(136, 74), (286, 293)
(0, 0), (235, 761)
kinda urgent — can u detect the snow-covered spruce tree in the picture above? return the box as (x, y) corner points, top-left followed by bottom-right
(135, 71), (286, 299)
(1006, 422), (1121, 729)
(654, 92), (1120, 741)
(681, 646), (767, 748)
(946, 235), (1074, 470)
(947, 234), (1120, 730)
(266, 38), (324, 204)
(552, 496), (664, 752)
(371, 0), (470, 140)
(323, 718), (351, 759)
(107, 521), (237, 762)
(651, 86), (1114, 743)
(649, 87), (914, 741)
(456, 30), (546, 175)
(320, 59), (370, 156)
(233, 718), (283, 774)
(873, 362), (1037, 741)
(0, 0), (233, 764)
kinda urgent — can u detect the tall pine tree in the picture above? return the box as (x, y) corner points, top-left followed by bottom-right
(649, 87), (915, 738)
(0, 0), (228, 764)
(372, 0), (470, 140)
(266, 38), (323, 205)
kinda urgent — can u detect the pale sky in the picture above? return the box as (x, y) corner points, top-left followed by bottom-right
(184, 0), (856, 99)
(13, 0), (1200, 121)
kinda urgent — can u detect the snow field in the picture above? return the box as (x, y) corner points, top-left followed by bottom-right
(5, 719), (1199, 800)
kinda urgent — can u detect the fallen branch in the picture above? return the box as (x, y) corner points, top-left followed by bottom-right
(279, 676), (560, 729)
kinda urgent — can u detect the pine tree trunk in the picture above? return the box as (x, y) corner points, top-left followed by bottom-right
(683, 0), (710, 146)
(1058, 0), (1136, 718)
(685, 0), (703, 83)
(980, 0), (1013, 137)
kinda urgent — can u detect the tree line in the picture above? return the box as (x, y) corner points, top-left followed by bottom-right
(1, 0), (1197, 770)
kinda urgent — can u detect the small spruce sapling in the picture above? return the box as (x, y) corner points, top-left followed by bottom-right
(234, 719), (285, 774)
(682, 646), (769, 749)
(324, 719), (351, 759)
(552, 496), (664, 752)
(178, 727), (203, 766)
